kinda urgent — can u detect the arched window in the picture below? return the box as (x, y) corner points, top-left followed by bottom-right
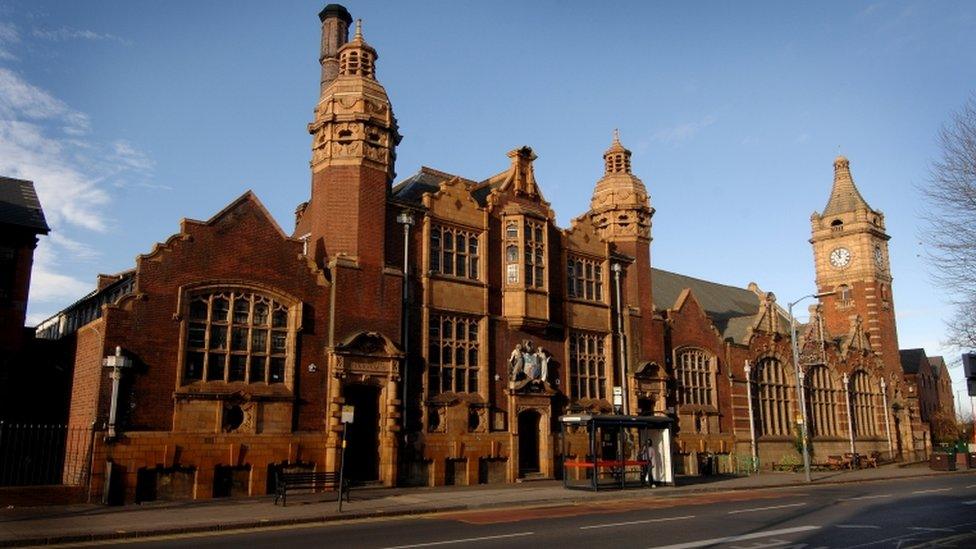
(182, 290), (292, 385)
(807, 366), (838, 437)
(675, 349), (715, 406)
(850, 371), (879, 438)
(754, 358), (792, 437)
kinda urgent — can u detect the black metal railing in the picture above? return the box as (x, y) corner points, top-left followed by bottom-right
(0, 422), (93, 487)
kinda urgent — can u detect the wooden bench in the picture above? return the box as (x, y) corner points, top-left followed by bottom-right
(826, 455), (847, 470)
(861, 451), (880, 468)
(274, 471), (349, 506)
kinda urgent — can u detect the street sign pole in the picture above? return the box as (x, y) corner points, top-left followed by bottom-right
(338, 405), (354, 512)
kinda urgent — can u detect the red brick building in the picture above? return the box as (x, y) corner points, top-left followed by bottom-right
(42, 4), (949, 502)
(0, 176), (58, 423)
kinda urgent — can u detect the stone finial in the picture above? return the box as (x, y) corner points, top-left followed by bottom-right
(354, 18), (363, 41)
(498, 146), (541, 197)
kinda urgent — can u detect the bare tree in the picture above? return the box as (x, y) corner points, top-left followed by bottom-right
(920, 96), (976, 350)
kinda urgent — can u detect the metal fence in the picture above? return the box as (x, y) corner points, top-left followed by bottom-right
(0, 422), (93, 487)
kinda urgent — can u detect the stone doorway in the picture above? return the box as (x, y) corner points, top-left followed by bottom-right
(344, 384), (380, 482)
(518, 410), (541, 477)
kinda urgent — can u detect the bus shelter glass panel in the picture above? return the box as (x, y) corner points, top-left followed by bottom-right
(560, 414), (673, 491)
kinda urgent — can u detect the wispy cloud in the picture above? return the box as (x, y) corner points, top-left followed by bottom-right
(32, 26), (129, 45)
(0, 22), (18, 60)
(0, 51), (154, 316)
(651, 115), (717, 145)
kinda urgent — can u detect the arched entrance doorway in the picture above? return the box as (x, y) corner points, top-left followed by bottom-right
(344, 384), (380, 482)
(518, 410), (541, 477)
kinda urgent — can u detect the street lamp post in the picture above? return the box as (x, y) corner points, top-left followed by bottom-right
(396, 211), (415, 444)
(611, 263), (628, 415)
(788, 291), (835, 483)
(881, 377), (893, 458)
(744, 361), (758, 471)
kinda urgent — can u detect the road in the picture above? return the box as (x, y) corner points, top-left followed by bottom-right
(69, 473), (976, 548)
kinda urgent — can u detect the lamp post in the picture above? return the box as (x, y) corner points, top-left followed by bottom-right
(396, 210), (415, 443)
(880, 377), (893, 458)
(102, 346), (132, 439)
(788, 291), (835, 483)
(612, 263), (628, 415)
(843, 372), (855, 454)
(744, 361), (758, 471)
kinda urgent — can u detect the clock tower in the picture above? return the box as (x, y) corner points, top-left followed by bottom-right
(810, 156), (900, 373)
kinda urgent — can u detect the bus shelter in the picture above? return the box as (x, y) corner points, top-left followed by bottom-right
(560, 414), (673, 491)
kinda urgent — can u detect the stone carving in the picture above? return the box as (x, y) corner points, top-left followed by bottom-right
(508, 340), (552, 392)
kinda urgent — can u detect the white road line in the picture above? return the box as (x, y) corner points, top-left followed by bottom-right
(838, 494), (892, 502)
(967, 484), (976, 489)
(381, 532), (535, 549)
(908, 526), (954, 532)
(580, 515), (695, 530)
(727, 502), (807, 514)
(647, 526), (821, 549)
(962, 500), (976, 505)
(836, 524), (882, 529)
(912, 488), (952, 494)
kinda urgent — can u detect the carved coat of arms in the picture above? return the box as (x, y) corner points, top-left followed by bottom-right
(508, 340), (551, 391)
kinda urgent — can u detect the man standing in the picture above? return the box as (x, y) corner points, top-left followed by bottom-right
(640, 439), (657, 487)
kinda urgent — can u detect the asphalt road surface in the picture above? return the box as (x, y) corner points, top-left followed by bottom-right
(69, 472), (976, 548)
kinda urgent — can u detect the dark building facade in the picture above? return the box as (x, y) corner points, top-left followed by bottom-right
(0, 176), (52, 422)
(40, 5), (951, 502)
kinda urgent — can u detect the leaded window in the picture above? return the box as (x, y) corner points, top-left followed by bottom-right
(754, 358), (792, 437)
(807, 366), (838, 437)
(676, 349), (714, 406)
(428, 314), (479, 395)
(429, 224), (480, 280)
(183, 291), (290, 385)
(568, 331), (607, 400)
(524, 220), (545, 288)
(567, 256), (603, 301)
(850, 371), (879, 437)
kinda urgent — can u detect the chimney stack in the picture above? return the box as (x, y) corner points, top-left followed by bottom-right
(318, 4), (352, 94)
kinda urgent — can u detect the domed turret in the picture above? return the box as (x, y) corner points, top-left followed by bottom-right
(589, 131), (653, 240)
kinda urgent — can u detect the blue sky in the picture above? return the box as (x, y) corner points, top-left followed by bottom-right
(1, 1), (973, 412)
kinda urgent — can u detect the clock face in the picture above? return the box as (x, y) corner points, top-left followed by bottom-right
(873, 246), (884, 267)
(829, 247), (852, 268)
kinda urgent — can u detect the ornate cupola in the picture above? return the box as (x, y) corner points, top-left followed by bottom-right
(589, 131), (654, 241)
(299, 8), (401, 268)
(308, 18), (401, 183)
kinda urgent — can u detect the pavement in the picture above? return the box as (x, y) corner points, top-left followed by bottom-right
(1, 463), (973, 547)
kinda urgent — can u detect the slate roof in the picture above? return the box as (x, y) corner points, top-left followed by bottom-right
(651, 267), (787, 344)
(0, 176), (50, 233)
(899, 348), (927, 375)
(391, 167), (480, 204)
